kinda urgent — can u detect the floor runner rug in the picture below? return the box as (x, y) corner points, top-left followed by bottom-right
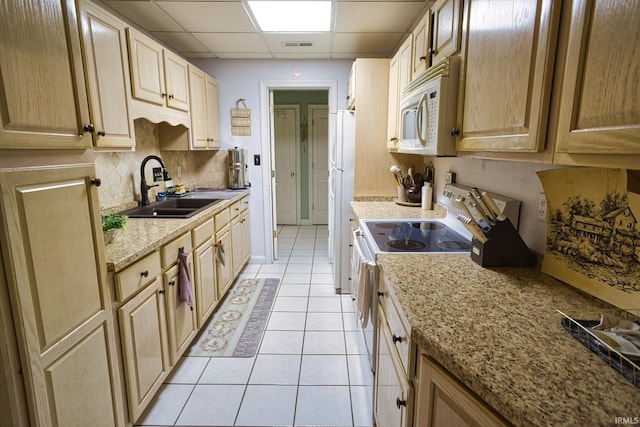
(188, 277), (280, 357)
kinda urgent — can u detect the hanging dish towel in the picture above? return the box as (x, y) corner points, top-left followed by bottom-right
(215, 240), (226, 266)
(178, 247), (194, 310)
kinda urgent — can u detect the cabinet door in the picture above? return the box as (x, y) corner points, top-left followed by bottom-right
(375, 309), (409, 427)
(194, 238), (218, 327)
(456, 0), (560, 152)
(554, 0), (640, 155)
(163, 50), (190, 112)
(119, 278), (169, 423)
(414, 354), (507, 427)
(387, 52), (400, 150)
(79, 0), (135, 149)
(231, 217), (244, 277)
(241, 212), (251, 266)
(127, 28), (165, 106)
(398, 35), (413, 95)
(431, 0), (462, 65)
(411, 14), (431, 79)
(0, 0), (92, 149)
(164, 261), (197, 366)
(0, 164), (123, 426)
(188, 66), (209, 149)
(216, 228), (234, 298)
(205, 75), (221, 148)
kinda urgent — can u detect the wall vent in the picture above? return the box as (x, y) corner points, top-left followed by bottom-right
(282, 41), (314, 48)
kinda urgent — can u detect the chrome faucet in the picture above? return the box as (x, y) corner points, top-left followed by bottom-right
(140, 155), (168, 206)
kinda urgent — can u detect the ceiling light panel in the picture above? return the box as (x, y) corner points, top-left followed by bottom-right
(248, 1), (332, 32)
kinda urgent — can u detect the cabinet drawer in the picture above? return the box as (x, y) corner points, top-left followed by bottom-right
(214, 207), (230, 232)
(378, 278), (410, 375)
(230, 200), (242, 219)
(161, 232), (192, 268)
(115, 251), (162, 302)
(239, 196), (249, 213)
(192, 219), (214, 248)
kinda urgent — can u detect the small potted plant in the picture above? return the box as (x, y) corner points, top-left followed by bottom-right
(102, 214), (127, 244)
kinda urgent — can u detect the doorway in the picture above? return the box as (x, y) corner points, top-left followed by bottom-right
(273, 91), (328, 226)
(259, 80), (338, 263)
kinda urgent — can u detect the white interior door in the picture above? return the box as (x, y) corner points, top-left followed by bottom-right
(310, 105), (329, 224)
(274, 105), (300, 225)
(269, 91), (278, 257)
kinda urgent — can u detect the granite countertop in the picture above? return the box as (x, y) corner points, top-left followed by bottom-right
(377, 253), (639, 426)
(104, 190), (249, 272)
(350, 200), (447, 221)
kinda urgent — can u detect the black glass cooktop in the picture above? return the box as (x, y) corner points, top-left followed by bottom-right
(363, 220), (471, 253)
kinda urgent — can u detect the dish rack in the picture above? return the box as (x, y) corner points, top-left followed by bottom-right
(558, 309), (639, 388)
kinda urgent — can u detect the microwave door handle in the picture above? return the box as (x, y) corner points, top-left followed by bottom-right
(416, 92), (428, 146)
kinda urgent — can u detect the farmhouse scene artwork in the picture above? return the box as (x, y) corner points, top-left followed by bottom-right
(537, 168), (640, 311)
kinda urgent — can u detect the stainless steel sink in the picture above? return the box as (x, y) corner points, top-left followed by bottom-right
(120, 197), (222, 218)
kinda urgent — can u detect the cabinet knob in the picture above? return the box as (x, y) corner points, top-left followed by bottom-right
(419, 55), (426, 62)
(389, 137), (398, 143)
(392, 334), (403, 344)
(396, 398), (407, 409)
(97, 130), (106, 137)
(169, 280), (175, 286)
(168, 94), (174, 100)
(90, 178), (101, 187)
(161, 92), (167, 98)
(158, 289), (165, 295)
(140, 270), (149, 278)
(450, 128), (460, 137)
(377, 291), (384, 297)
(83, 124), (95, 134)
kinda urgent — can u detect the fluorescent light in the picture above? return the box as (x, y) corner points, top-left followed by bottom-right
(248, 1), (331, 32)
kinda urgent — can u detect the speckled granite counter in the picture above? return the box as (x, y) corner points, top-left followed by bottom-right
(104, 190), (249, 272)
(377, 253), (639, 426)
(350, 201), (446, 220)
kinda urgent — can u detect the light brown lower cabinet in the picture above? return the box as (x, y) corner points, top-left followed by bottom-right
(164, 258), (198, 365)
(413, 354), (507, 427)
(194, 236), (218, 328)
(118, 276), (170, 423)
(216, 225), (234, 298)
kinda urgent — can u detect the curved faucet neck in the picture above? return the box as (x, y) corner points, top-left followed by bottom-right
(140, 155), (167, 206)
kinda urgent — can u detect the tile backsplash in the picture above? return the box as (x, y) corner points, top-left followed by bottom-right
(94, 119), (228, 210)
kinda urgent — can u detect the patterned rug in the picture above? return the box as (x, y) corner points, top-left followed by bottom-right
(188, 278), (280, 357)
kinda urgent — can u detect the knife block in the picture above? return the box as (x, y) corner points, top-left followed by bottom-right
(470, 219), (537, 267)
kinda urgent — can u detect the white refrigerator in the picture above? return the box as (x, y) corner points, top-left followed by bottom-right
(329, 110), (355, 294)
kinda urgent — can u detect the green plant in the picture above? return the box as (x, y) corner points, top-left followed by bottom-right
(102, 214), (127, 232)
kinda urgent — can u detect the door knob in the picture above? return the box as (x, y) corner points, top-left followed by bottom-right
(290, 172), (295, 177)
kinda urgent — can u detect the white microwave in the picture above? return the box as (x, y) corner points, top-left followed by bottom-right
(398, 59), (459, 156)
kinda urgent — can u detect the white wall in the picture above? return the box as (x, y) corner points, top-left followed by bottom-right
(193, 59), (353, 262)
(428, 157), (566, 254)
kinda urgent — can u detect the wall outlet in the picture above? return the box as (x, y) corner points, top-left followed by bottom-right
(444, 172), (456, 184)
(537, 193), (547, 222)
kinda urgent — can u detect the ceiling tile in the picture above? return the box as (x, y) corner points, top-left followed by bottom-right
(332, 32), (404, 55)
(193, 32), (269, 53)
(103, 1), (183, 31)
(272, 52), (331, 59)
(334, 2), (426, 32)
(156, 1), (256, 32)
(214, 52), (275, 59)
(151, 32), (210, 53)
(182, 52), (218, 59)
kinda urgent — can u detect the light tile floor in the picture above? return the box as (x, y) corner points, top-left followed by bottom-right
(135, 225), (374, 427)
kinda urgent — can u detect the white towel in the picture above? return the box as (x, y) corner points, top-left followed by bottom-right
(351, 237), (371, 329)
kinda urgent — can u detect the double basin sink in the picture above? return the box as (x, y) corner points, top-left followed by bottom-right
(120, 197), (222, 219)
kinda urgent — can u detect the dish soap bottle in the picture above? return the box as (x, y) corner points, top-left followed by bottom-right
(421, 183), (433, 210)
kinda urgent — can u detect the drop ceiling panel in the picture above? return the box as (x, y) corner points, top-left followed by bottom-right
(334, 2), (426, 32)
(156, 1), (256, 32)
(151, 32), (210, 53)
(193, 32), (269, 53)
(103, 0), (183, 31)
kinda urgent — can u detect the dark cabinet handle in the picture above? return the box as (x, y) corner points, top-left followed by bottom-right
(90, 178), (101, 187)
(392, 334), (403, 344)
(83, 124), (95, 134)
(161, 92), (167, 98)
(450, 128), (460, 137)
(396, 398), (406, 409)
(168, 280), (175, 286)
(158, 289), (165, 295)
(169, 94), (174, 99)
(97, 130), (106, 136)
(377, 291), (384, 297)
(141, 270), (149, 278)
(419, 55), (426, 62)
(389, 137), (398, 143)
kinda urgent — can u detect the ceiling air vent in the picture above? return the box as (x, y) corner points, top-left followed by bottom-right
(282, 41), (314, 48)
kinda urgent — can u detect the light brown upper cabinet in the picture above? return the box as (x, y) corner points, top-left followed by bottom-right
(78, 0), (135, 149)
(398, 35), (414, 96)
(387, 51), (401, 150)
(411, 12), (431, 81)
(554, 0), (640, 157)
(0, 0), (93, 149)
(455, 0), (561, 153)
(188, 66), (221, 150)
(430, 0), (463, 67)
(127, 28), (190, 125)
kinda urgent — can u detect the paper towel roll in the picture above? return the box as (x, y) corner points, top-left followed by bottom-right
(422, 183), (433, 210)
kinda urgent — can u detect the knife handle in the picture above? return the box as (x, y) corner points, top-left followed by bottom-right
(481, 191), (507, 221)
